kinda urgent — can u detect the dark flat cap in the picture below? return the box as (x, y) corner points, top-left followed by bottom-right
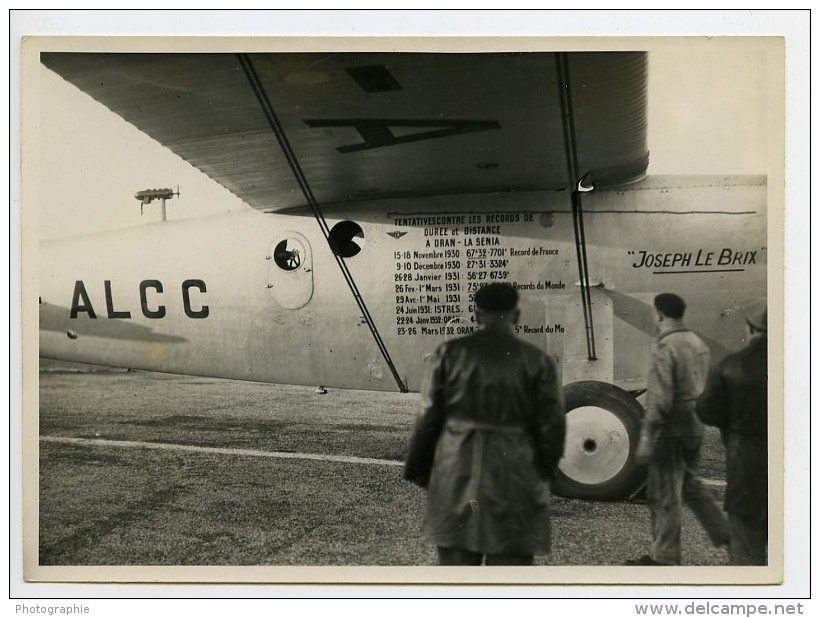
(743, 299), (767, 331)
(475, 283), (519, 312)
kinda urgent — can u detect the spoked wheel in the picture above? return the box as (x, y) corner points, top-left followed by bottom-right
(552, 381), (646, 501)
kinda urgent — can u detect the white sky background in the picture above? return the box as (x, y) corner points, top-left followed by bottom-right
(35, 41), (770, 240)
(37, 67), (252, 239)
(647, 46), (768, 176)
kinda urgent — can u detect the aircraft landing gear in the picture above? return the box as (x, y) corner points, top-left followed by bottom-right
(551, 380), (646, 501)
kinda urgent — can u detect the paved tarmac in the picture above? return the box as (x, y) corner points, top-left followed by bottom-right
(33, 366), (732, 582)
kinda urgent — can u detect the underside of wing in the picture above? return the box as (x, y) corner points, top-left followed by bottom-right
(41, 51), (649, 212)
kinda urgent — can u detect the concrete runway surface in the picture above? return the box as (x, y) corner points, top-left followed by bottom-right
(36, 365), (730, 572)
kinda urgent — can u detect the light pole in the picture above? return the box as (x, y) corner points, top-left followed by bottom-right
(134, 187), (179, 222)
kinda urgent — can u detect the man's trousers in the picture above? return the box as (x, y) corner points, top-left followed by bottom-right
(648, 436), (730, 565)
(728, 513), (767, 565)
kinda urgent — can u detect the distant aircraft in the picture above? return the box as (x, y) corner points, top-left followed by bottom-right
(37, 51), (766, 501)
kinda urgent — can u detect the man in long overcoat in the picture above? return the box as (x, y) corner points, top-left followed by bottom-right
(697, 301), (768, 565)
(404, 282), (566, 565)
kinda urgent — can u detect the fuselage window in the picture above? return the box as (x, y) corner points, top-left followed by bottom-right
(329, 220), (365, 258)
(273, 238), (305, 271)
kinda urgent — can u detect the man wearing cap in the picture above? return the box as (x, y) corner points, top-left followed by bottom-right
(697, 300), (768, 565)
(404, 282), (566, 565)
(626, 293), (729, 566)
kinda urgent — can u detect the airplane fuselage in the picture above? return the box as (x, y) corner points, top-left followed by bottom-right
(40, 175), (767, 394)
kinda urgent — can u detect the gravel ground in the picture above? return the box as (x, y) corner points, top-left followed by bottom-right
(35, 369), (731, 574)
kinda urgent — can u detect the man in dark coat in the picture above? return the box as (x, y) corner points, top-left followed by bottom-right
(404, 282), (566, 565)
(697, 300), (768, 565)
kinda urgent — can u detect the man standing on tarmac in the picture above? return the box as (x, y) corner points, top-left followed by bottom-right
(404, 282), (566, 566)
(697, 301), (768, 565)
(626, 293), (729, 566)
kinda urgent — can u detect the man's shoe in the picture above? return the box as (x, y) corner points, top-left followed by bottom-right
(624, 555), (670, 566)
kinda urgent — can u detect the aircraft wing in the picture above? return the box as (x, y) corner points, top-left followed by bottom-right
(41, 51), (649, 212)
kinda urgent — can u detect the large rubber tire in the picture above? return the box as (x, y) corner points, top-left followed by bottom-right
(551, 381), (646, 501)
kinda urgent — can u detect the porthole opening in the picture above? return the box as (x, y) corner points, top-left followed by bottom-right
(273, 238), (305, 271)
(329, 221), (365, 258)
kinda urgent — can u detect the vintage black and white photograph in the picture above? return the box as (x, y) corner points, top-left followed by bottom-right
(20, 25), (793, 589)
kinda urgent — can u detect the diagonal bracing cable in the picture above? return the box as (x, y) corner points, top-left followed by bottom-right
(237, 53), (408, 392)
(556, 52), (597, 361)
